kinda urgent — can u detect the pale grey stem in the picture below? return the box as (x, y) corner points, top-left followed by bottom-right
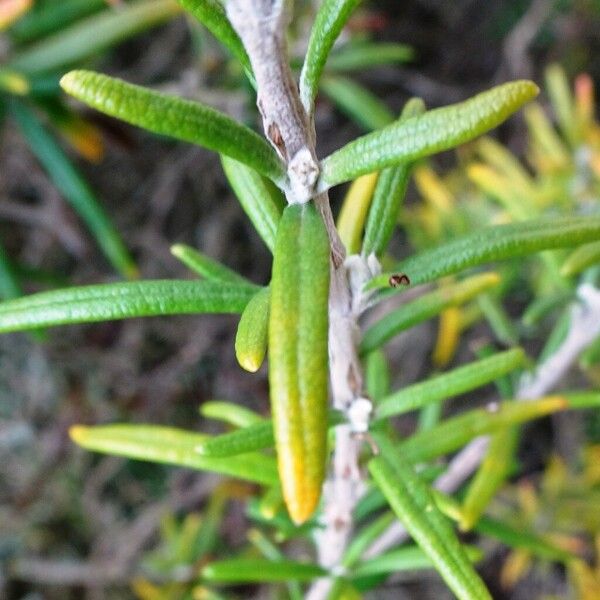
(226, 3), (369, 596)
(226, 0), (319, 202)
(364, 282), (600, 558)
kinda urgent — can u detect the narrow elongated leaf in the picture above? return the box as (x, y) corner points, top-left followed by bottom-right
(61, 71), (286, 185)
(475, 516), (576, 563)
(299, 0), (362, 112)
(397, 395), (600, 464)
(365, 349), (391, 403)
(376, 348), (526, 420)
(70, 424), (278, 485)
(361, 273), (500, 354)
(319, 81), (539, 189)
(197, 411), (343, 458)
(195, 420), (274, 457)
(459, 427), (518, 531)
(369, 216), (600, 291)
(320, 76), (394, 131)
(8, 0), (105, 43)
(177, 0), (251, 74)
(561, 241), (600, 276)
(327, 42), (414, 72)
(269, 203), (330, 524)
(353, 545), (482, 578)
(235, 286), (270, 372)
(200, 401), (264, 428)
(336, 173), (379, 254)
(11, 101), (136, 278)
(170, 244), (250, 285)
(220, 156), (285, 252)
(0, 240), (22, 300)
(10, 0), (181, 74)
(0, 280), (258, 332)
(202, 558), (326, 583)
(369, 436), (492, 600)
(362, 97), (425, 257)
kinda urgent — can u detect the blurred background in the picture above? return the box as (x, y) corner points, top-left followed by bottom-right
(1, 1), (600, 598)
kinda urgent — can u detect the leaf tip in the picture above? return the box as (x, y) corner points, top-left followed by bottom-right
(69, 425), (89, 446)
(59, 70), (82, 95)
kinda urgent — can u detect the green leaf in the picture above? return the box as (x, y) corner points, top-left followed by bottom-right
(70, 424), (278, 485)
(362, 97), (425, 256)
(397, 394), (599, 464)
(561, 241), (600, 277)
(170, 244), (250, 285)
(11, 101), (137, 279)
(320, 76), (394, 131)
(0, 240), (22, 301)
(195, 420), (274, 457)
(0, 280), (258, 333)
(343, 512), (396, 568)
(9, 0), (182, 74)
(269, 204), (330, 524)
(220, 156), (285, 252)
(327, 42), (414, 72)
(200, 401), (264, 428)
(353, 545), (482, 578)
(235, 286), (270, 373)
(369, 216), (600, 291)
(369, 436), (492, 600)
(375, 348), (526, 420)
(299, 0), (362, 112)
(9, 0), (107, 44)
(477, 292), (519, 346)
(545, 64), (577, 147)
(475, 516), (576, 563)
(361, 273), (500, 354)
(319, 80), (539, 189)
(197, 411), (343, 458)
(365, 350), (391, 403)
(202, 558), (326, 583)
(176, 0), (251, 75)
(60, 71), (286, 185)
(459, 427), (518, 531)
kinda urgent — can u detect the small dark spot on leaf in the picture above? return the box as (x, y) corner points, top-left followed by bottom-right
(389, 273), (410, 287)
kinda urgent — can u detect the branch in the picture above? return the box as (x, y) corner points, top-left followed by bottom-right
(364, 282), (600, 558)
(225, 3), (369, 596)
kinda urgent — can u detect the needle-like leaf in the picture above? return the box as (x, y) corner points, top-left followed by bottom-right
(269, 204), (330, 524)
(319, 80), (539, 189)
(369, 435), (492, 600)
(60, 71), (286, 185)
(0, 280), (258, 332)
(362, 97), (425, 257)
(202, 558), (326, 582)
(176, 0), (251, 75)
(70, 424), (278, 485)
(375, 348), (526, 420)
(170, 244), (250, 285)
(320, 76), (395, 131)
(398, 393), (600, 464)
(10, 0), (181, 74)
(195, 420), (274, 457)
(11, 101), (137, 278)
(368, 216), (600, 291)
(221, 156), (285, 252)
(561, 241), (600, 277)
(299, 0), (362, 113)
(361, 273), (500, 354)
(235, 286), (270, 373)
(326, 42), (414, 72)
